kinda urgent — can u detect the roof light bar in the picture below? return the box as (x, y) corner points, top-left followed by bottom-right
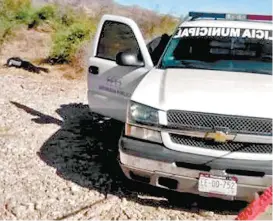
(247, 14), (273, 21)
(189, 11), (273, 21)
(189, 12), (225, 19)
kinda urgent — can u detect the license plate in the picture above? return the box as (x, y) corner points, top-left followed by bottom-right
(198, 173), (238, 196)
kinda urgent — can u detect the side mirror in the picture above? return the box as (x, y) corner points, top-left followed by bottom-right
(116, 51), (144, 67)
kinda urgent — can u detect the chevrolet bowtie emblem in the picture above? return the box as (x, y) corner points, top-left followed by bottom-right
(205, 131), (232, 143)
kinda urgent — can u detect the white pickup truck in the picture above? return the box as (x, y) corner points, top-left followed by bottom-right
(87, 11), (272, 202)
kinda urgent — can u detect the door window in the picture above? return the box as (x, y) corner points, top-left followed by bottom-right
(97, 21), (141, 61)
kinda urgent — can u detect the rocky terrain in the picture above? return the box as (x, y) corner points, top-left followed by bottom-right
(0, 67), (249, 220)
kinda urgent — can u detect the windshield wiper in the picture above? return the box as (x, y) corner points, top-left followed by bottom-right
(245, 70), (272, 75)
(180, 60), (211, 69)
(163, 64), (208, 70)
(162, 60), (211, 69)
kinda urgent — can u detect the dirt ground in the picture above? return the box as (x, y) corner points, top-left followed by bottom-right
(0, 28), (271, 220)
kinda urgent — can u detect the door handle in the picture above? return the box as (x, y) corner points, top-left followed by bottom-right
(89, 66), (99, 75)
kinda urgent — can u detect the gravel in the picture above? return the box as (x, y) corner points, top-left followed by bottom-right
(0, 69), (245, 220)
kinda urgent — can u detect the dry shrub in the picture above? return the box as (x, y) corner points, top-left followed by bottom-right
(140, 15), (180, 39)
(62, 42), (91, 80)
(0, 20), (14, 49)
(47, 5), (96, 65)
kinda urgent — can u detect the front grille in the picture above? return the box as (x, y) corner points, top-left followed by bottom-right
(170, 134), (272, 154)
(167, 110), (272, 135)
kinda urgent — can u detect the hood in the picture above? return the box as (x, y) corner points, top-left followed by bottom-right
(131, 68), (272, 119)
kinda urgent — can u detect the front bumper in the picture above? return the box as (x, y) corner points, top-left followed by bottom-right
(119, 137), (272, 203)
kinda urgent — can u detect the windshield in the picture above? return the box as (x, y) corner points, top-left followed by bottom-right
(160, 27), (272, 75)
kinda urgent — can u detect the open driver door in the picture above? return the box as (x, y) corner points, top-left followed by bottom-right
(87, 15), (154, 122)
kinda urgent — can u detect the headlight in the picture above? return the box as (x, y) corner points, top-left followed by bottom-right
(128, 102), (159, 126)
(126, 102), (162, 143)
(125, 124), (162, 143)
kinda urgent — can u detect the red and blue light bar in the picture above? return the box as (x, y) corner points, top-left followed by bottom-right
(189, 11), (273, 21)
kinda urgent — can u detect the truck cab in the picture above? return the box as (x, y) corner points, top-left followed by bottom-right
(87, 11), (272, 202)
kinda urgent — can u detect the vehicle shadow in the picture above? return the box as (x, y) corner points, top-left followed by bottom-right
(11, 101), (247, 215)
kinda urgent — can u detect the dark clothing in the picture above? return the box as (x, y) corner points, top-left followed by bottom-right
(147, 34), (171, 65)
